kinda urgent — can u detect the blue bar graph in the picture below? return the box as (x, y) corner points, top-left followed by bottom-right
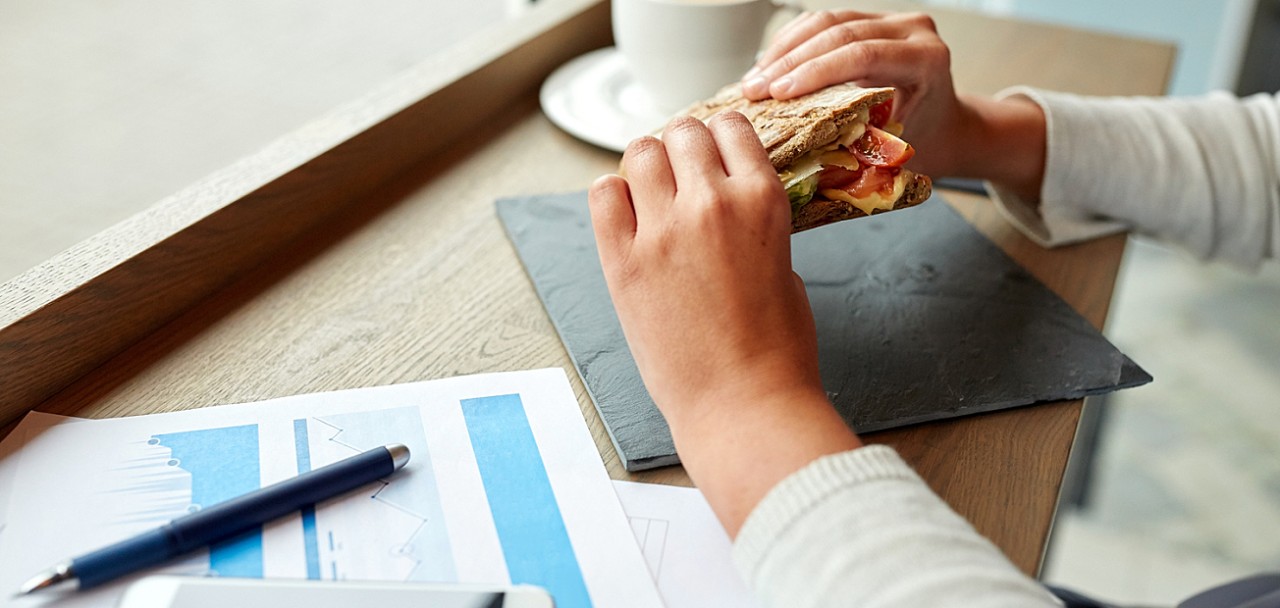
(461, 394), (591, 608)
(292, 419), (322, 580)
(151, 425), (263, 577)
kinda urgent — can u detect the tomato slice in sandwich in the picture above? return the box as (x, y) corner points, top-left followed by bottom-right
(853, 125), (914, 167)
(847, 166), (899, 199)
(816, 165), (901, 199)
(869, 100), (893, 129)
(817, 166), (859, 191)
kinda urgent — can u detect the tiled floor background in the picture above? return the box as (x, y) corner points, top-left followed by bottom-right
(1042, 238), (1280, 606)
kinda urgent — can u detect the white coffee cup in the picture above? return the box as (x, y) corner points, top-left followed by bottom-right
(613, 0), (798, 113)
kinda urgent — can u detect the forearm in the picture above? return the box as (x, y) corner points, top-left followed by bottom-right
(946, 93), (1048, 202)
(985, 89), (1280, 266)
(665, 386), (862, 538)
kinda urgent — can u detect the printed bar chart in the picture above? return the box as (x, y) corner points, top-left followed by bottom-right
(462, 393), (591, 608)
(151, 425), (263, 578)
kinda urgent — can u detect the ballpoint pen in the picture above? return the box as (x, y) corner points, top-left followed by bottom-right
(17, 442), (411, 596)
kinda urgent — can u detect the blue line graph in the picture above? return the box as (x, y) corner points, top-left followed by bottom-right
(294, 406), (455, 582)
(462, 394), (591, 608)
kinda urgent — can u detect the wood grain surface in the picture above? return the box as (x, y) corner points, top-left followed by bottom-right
(0, 0), (611, 430)
(1, 0), (1173, 577)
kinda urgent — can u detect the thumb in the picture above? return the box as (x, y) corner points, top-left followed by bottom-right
(587, 175), (637, 273)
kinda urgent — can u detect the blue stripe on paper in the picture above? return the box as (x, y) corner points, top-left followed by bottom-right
(461, 394), (591, 608)
(153, 425), (263, 577)
(292, 418), (321, 580)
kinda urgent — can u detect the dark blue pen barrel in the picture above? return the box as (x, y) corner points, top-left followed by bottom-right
(72, 446), (396, 590)
(167, 446), (394, 553)
(73, 529), (173, 589)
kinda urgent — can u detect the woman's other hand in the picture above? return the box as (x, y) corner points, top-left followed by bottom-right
(741, 10), (962, 175)
(740, 10), (1047, 201)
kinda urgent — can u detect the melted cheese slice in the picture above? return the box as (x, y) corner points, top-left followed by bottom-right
(816, 149), (858, 170)
(818, 172), (909, 216)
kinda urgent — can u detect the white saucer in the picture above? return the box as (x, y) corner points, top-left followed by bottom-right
(540, 47), (671, 153)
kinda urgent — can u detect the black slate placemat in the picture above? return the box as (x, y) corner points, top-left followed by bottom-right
(497, 192), (1151, 471)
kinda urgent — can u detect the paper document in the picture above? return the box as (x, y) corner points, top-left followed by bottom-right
(0, 369), (662, 608)
(613, 480), (761, 608)
(0, 412), (76, 548)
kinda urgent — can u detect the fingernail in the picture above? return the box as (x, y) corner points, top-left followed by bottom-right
(772, 77), (793, 96)
(743, 65), (761, 81)
(743, 76), (767, 95)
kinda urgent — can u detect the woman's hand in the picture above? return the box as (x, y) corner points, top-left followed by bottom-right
(741, 10), (963, 175)
(740, 10), (1048, 201)
(590, 113), (819, 423)
(589, 113), (861, 535)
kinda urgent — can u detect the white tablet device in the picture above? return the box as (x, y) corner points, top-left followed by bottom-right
(117, 576), (555, 608)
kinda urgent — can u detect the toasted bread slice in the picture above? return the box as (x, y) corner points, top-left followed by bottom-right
(681, 83), (894, 170)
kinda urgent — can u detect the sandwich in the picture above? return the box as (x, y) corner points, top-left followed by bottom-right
(680, 83), (932, 232)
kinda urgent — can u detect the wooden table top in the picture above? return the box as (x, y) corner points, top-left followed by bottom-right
(1, 0), (1173, 577)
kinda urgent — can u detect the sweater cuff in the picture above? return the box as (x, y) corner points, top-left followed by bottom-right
(987, 86), (1130, 248)
(732, 445), (918, 578)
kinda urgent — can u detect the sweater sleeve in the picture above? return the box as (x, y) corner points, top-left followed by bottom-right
(986, 87), (1280, 269)
(732, 445), (1062, 608)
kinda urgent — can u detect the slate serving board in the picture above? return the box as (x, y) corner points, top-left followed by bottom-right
(497, 192), (1151, 471)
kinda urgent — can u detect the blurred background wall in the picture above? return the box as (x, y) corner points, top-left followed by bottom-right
(1239, 0), (1280, 95)
(922, 0), (1263, 95)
